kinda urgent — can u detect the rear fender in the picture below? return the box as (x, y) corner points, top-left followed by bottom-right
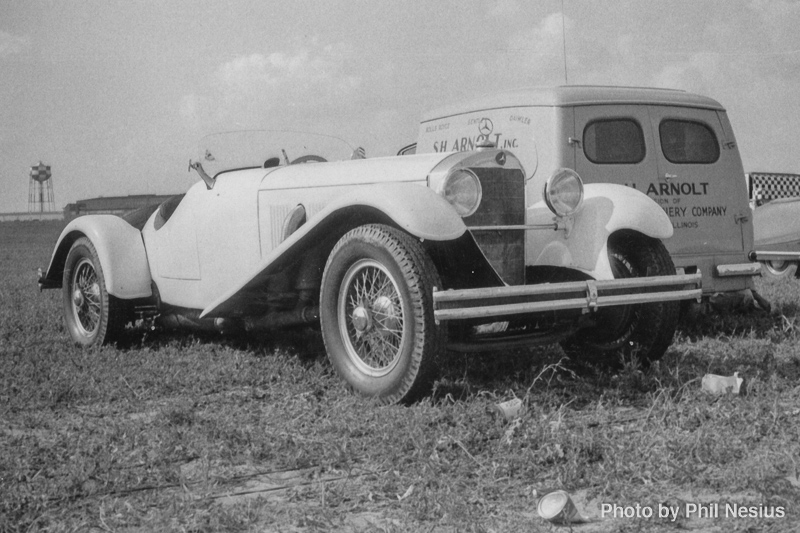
(42, 215), (152, 299)
(528, 183), (673, 280)
(753, 197), (800, 247)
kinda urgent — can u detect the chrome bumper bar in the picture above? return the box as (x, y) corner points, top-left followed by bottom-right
(433, 272), (702, 321)
(749, 251), (800, 262)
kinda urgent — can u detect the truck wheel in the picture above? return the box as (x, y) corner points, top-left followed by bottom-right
(320, 224), (443, 404)
(62, 237), (126, 347)
(761, 260), (797, 279)
(561, 231), (680, 367)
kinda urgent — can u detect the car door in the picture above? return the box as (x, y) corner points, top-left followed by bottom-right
(193, 171), (263, 305)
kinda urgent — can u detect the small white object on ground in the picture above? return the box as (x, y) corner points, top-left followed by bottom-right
(701, 372), (744, 394)
(537, 489), (583, 524)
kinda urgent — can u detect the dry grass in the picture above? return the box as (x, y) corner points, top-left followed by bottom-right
(1, 220), (799, 532)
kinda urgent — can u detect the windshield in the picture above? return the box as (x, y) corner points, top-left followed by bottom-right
(196, 130), (358, 178)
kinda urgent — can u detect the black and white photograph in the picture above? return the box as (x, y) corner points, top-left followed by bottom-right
(1, 1), (798, 531)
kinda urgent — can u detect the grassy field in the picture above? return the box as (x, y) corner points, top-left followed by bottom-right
(1, 220), (799, 532)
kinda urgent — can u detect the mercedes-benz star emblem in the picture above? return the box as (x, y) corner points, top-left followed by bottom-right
(478, 117), (493, 136)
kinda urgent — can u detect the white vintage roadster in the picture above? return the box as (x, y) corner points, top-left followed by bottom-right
(40, 130), (701, 403)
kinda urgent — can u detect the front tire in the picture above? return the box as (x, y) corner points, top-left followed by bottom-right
(320, 224), (443, 404)
(561, 231), (680, 367)
(62, 237), (126, 347)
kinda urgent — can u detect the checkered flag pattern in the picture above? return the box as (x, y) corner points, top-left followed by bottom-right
(748, 172), (800, 206)
(30, 162), (52, 182)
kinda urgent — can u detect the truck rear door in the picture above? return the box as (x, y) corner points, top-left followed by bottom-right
(573, 105), (657, 193)
(574, 104), (754, 293)
(646, 105), (749, 256)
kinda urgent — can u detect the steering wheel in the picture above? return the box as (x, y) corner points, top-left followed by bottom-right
(291, 155), (327, 164)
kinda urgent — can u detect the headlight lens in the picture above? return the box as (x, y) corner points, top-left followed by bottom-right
(440, 168), (482, 217)
(544, 168), (584, 216)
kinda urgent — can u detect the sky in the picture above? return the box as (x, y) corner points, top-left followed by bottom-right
(2, 0), (800, 213)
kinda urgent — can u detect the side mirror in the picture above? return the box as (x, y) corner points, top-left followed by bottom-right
(188, 160), (215, 190)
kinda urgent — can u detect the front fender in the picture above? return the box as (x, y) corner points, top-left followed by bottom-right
(322, 182), (467, 241)
(528, 183), (673, 279)
(201, 182), (466, 318)
(42, 215), (152, 299)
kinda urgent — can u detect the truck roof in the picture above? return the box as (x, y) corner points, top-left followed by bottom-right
(421, 85), (726, 122)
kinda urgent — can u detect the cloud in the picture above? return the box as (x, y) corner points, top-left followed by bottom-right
(218, 47), (361, 94)
(0, 30), (28, 58)
(490, 0), (521, 18)
(178, 93), (205, 130)
(474, 12), (573, 85)
(748, 0), (800, 54)
(476, 1), (799, 93)
(183, 43), (363, 130)
(644, 3), (799, 93)
(649, 53), (723, 92)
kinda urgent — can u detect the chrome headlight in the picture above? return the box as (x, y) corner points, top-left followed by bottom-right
(544, 168), (584, 216)
(439, 168), (482, 217)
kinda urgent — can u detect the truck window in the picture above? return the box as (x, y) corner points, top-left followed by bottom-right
(583, 119), (646, 164)
(659, 120), (719, 164)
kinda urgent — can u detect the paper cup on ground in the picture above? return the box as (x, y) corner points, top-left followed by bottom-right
(701, 372), (744, 394)
(493, 398), (523, 421)
(537, 490), (581, 524)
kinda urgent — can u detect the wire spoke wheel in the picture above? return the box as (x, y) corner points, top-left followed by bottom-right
(339, 259), (407, 376)
(62, 237), (126, 347)
(321, 224), (443, 404)
(71, 258), (102, 336)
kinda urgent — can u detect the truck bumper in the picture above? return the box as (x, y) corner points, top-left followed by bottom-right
(749, 251), (800, 262)
(433, 272), (702, 321)
(715, 262), (762, 277)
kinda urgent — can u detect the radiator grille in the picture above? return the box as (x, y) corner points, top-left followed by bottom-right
(463, 168), (525, 286)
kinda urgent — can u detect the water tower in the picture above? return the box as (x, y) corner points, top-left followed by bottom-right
(29, 161), (55, 212)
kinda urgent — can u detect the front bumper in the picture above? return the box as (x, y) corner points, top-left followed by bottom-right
(433, 272), (702, 321)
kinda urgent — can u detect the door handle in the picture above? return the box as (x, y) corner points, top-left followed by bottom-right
(664, 173), (678, 181)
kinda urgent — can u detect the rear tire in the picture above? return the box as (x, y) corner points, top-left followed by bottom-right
(561, 231), (680, 367)
(320, 224), (443, 404)
(761, 260), (797, 279)
(62, 237), (126, 347)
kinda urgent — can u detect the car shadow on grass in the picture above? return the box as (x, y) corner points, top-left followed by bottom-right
(677, 305), (787, 341)
(112, 323), (328, 364)
(432, 344), (652, 408)
(108, 309), (800, 407)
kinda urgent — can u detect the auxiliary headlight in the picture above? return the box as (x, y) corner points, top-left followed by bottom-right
(544, 168), (584, 216)
(440, 168), (482, 217)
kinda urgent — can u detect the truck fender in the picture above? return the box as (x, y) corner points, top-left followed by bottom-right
(201, 182), (467, 318)
(528, 183), (673, 279)
(43, 215), (152, 299)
